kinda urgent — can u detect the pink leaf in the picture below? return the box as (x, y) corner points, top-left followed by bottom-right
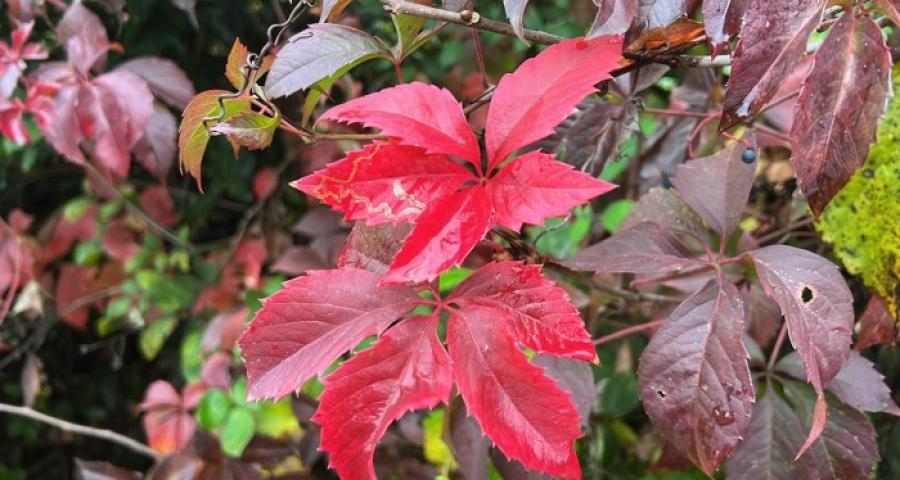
(382, 186), (492, 285)
(101, 219), (139, 262)
(292, 142), (475, 226)
(238, 268), (420, 401)
(319, 83), (481, 167)
(138, 186), (179, 229)
(33, 78), (85, 165)
(57, 3), (109, 76)
(447, 304), (582, 479)
(313, 315), (452, 480)
(637, 277), (754, 476)
(790, 15), (891, 216)
(134, 104), (178, 182)
(485, 36), (623, 171)
(448, 261), (596, 362)
(749, 245), (854, 456)
(117, 57), (196, 110)
(564, 222), (699, 274)
(139, 381), (197, 454)
(487, 151), (616, 231)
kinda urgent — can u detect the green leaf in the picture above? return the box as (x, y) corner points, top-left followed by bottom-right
(63, 197), (93, 222)
(253, 398), (300, 438)
(197, 389), (232, 430)
(178, 90), (251, 190)
(139, 318), (177, 360)
(73, 240), (103, 266)
(392, 12), (428, 61)
(220, 407), (256, 457)
(422, 408), (456, 469)
(439, 267), (473, 293)
(600, 199), (635, 233)
(210, 111), (280, 152)
(599, 372), (639, 418)
(181, 330), (203, 382)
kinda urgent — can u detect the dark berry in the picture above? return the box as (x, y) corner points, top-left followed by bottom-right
(741, 148), (757, 164)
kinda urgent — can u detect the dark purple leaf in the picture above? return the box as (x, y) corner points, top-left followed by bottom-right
(720, 0), (824, 130)
(790, 14), (891, 216)
(628, 0), (688, 41)
(503, 0), (531, 43)
(638, 277), (753, 476)
(872, 0), (900, 26)
(533, 355), (595, 427)
(749, 245), (853, 454)
(589, 0), (638, 37)
(743, 282), (782, 348)
(75, 459), (142, 480)
(338, 223), (412, 276)
(725, 390), (807, 480)
(702, 0), (749, 55)
(118, 58), (196, 110)
(265, 24), (391, 99)
(57, 3), (109, 76)
(856, 295), (898, 350)
(542, 100), (637, 176)
(670, 141), (756, 241)
(783, 381), (879, 480)
(490, 447), (552, 480)
(619, 188), (710, 245)
(564, 222), (699, 274)
(134, 103), (177, 182)
(447, 401), (491, 480)
(777, 351), (900, 416)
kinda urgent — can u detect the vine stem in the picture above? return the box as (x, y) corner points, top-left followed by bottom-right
(767, 321), (789, 373)
(0, 403), (160, 460)
(593, 319), (665, 346)
(755, 217), (815, 244)
(545, 261), (683, 304)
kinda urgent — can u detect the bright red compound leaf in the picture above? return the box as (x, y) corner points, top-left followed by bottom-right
(313, 315), (452, 480)
(790, 14), (891, 216)
(238, 268), (420, 401)
(749, 245), (854, 457)
(447, 304), (583, 480)
(637, 277), (754, 476)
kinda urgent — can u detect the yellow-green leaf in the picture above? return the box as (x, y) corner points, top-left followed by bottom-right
(178, 90), (251, 190)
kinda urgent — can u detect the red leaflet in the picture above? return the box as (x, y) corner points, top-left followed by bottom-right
(313, 315), (452, 480)
(238, 268), (420, 401)
(299, 36), (621, 283)
(790, 15), (891, 216)
(0, 21), (46, 99)
(447, 305), (582, 479)
(486, 36), (623, 171)
(138, 381), (202, 455)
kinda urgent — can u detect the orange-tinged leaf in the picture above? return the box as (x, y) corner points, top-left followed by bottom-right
(178, 90), (251, 189)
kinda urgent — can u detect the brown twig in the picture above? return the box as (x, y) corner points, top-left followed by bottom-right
(593, 319), (666, 346)
(546, 261), (683, 304)
(0, 403), (160, 460)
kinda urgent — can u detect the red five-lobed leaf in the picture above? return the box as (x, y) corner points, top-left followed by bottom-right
(637, 277), (754, 476)
(238, 268), (420, 401)
(313, 315), (452, 480)
(749, 245), (854, 457)
(790, 14), (891, 216)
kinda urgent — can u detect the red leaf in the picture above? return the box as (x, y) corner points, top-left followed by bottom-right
(101, 219), (139, 262)
(57, 3), (109, 76)
(564, 222), (700, 274)
(41, 205), (97, 263)
(55, 264), (96, 329)
(138, 186), (179, 229)
(0, 100), (29, 145)
(589, 0), (639, 37)
(238, 268), (420, 401)
(292, 142), (474, 226)
(856, 295), (898, 350)
(117, 57), (195, 110)
(139, 381), (198, 454)
(201, 308), (248, 352)
(487, 151), (616, 231)
(749, 245), (854, 455)
(720, 0), (824, 130)
(134, 104), (178, 182)
(319, 83), (481, 167)
(382, 186), (492, 285)
(702, 0), (749, 55)
(872, 0), (900, 26)
(448, 261), (596, 362)
(790, 15), (891, 216)
(637, 278), (754, 476)
(32, 77), (85, 165)
(447, 304), (582, 479)
(485, 36), (623, 171)
(313, 315), (452, 480)
(338, 223), (411, 276)
(670, 142), (756, 240)
(75, 459), (142, 480)
(252, 168), (278, 200)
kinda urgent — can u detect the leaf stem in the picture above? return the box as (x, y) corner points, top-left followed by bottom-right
(593, 318), (665, 346)
(766, 320), (789, 373)
(0, 403), (160, 460)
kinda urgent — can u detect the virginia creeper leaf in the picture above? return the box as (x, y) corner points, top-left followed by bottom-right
(749, 245), (854, 456)
(313, 315), (452, 480)
(210, 111), (280, 152)
(448, 261), (596, 362)
(58, 3), (109, 76)
(628, 0), (688, 39)
(447, 304), (582, 479)
(790, 14), (891, 216)
(638, 278), (753, 476)
(589, 0), (639, 37)
(382, 186), (492, 285)
(486, 35), (624, 171)
(619, 188), (710, 245)
(238, 268), (420, 401)
(670, 141), (757, 240)
(564, 221), (699, 274)
(338, 223), (412, 276)
(138, 381), (200, 454)
(178, 90), (251, 189)
(720, 0), (825, 130)
(702, 0), (749, 55)
(292, 142), (475, 226)
(264, 24), (391, 99)
(487, 151), (616, 231)
(776, 351), (900, 416)
(117, 58), (195, 110)
(75, 460), (142, 480)
(134, 104), (178, 182)
(319, 83), (481, 166)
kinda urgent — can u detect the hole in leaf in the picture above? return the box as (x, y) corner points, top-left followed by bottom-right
(801, 286), (813, 304)
(656, 390), (667, 399)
